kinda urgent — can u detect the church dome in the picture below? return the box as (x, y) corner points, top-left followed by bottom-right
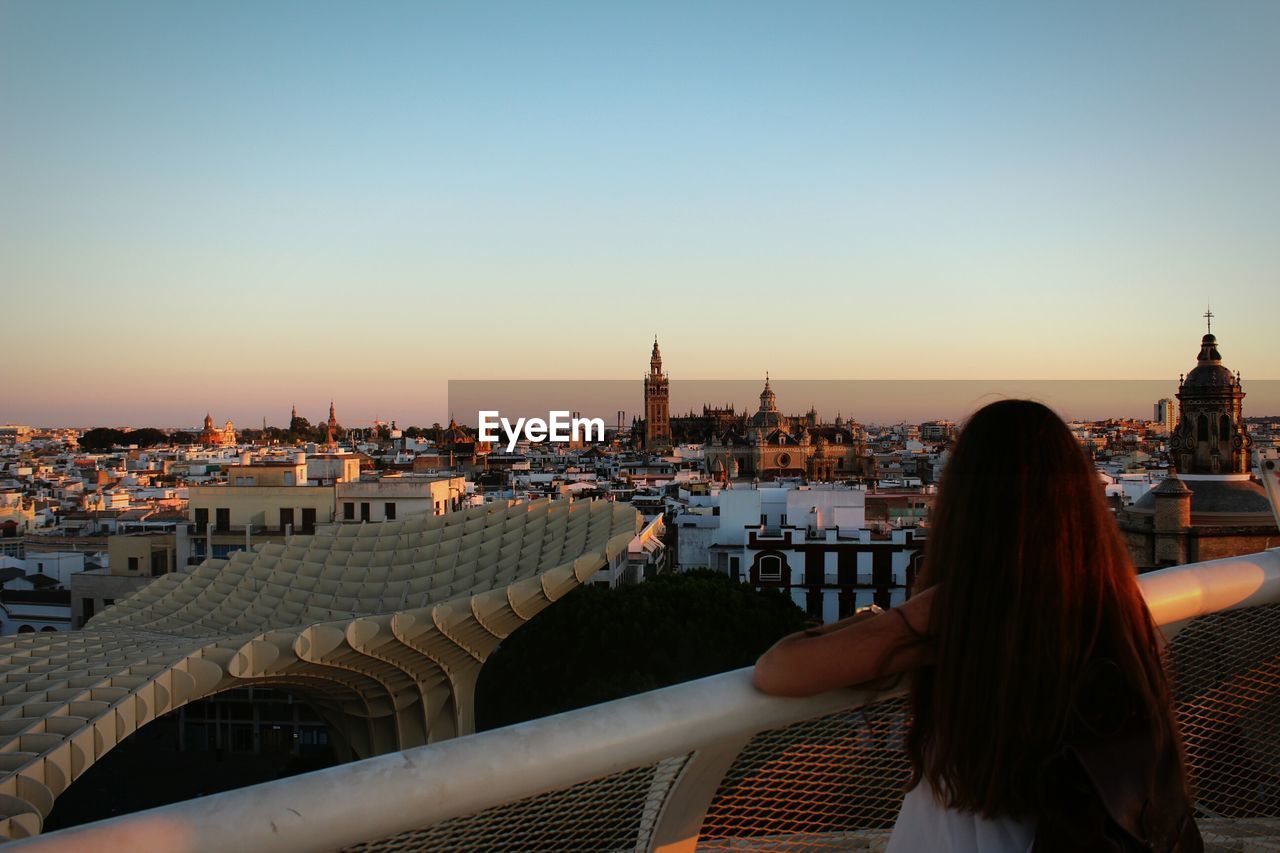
(749, 409), (783, 430)
(1184, 364), (1234, 388)
(750, 374), (781, 430)
(1132, 476), (1273, 516)
(1183, 334), (1237, 390)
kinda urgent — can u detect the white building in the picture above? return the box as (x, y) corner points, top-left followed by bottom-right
(672, 483), (923, 622)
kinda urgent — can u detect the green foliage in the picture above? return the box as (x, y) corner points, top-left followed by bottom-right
(475, 570), (806, 731)
(79, 427), (172, 450)
(78, 428), (127, 451)
(129, 428), (170, 447)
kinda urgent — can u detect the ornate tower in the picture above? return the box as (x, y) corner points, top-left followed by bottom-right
(326, 401), (339, 446)
(644, 338), (671, 449)
(1172, 312), (1250, 475)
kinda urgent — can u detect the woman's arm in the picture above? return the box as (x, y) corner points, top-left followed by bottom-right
(752, 586), (935, 697)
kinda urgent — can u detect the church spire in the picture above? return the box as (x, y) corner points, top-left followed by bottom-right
(759, 373), (777, 412)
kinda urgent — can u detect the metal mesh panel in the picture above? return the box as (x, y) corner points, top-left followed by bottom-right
(340, 602), (1277, 851)
(343, 755), (690, 853)
(1172, 602), (1280, 818)
(697, 693), (911, 849)
(692, 602), (1280, 849)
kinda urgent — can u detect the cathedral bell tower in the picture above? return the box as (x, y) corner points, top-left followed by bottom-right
(1172, 311), (1250, 475)
(644, 338), (671, 449)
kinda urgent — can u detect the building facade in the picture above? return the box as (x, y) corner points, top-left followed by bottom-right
(199, 414), (237, 447)
(673, 485), (922, 621)
(705, 377), (874, 482)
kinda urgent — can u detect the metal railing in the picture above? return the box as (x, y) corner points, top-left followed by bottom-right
(16, 549), (1280, 853)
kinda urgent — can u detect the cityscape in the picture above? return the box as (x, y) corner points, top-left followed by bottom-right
(3, 1), (1279, 850)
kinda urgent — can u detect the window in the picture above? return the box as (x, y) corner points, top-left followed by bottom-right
(82, 599), (95, 621)
(360, 502), (371, 522)
(343, 502), (355, 521)
(128, 556), (139, 573)
(36, 562), (44, 573)
(384, 502), (396, 520)
(195, 508), (209, 530)
(301, 507), (316, 534)
(283, 472), (295, 486)
(280, 507), (295, 532)
(103, 598), (114, 607)
(1197, 414), (1209, 442)
(215, 508), (231, 532)
(759, 554), (784, 582)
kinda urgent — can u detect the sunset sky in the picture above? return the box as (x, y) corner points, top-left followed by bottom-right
(2, 2), (1277, 427)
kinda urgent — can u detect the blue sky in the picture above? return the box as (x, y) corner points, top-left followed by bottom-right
(2, 1), (1277, 426)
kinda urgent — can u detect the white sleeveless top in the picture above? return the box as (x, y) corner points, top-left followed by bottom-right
(886, 781), (1036, 853)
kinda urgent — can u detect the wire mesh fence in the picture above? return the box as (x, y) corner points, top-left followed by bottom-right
(343, 755), (690, 853)
(697, 695), (910, 850)
(342, 602), (1278, 852)
(1173, 602), (1280, 819)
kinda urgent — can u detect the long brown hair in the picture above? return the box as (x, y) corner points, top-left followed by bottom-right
(906, 399), (1185, 818)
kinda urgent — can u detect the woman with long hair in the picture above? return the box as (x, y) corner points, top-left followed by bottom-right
(753, 399), (1200, 851)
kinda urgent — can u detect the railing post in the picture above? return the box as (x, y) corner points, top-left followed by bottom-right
(647, 734), (753, 853)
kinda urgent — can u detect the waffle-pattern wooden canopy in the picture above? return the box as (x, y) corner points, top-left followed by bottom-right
(0, 499), (640, 840)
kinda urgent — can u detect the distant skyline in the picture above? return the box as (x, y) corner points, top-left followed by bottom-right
(3, 2), (1278, 425)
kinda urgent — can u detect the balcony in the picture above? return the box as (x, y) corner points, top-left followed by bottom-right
(15, 549), (1280, 852)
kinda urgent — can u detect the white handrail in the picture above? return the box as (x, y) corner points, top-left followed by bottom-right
(1138, 549), (1280, 626)
(16, 549), (1280, 853)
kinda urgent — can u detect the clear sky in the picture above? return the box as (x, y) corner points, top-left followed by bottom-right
(2, 1), (1277, 427)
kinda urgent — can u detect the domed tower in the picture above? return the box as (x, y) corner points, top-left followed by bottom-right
(1118, 313), (1276, 569)
(759, 374), (777, 413)
(747, 373), (786, 443)
(1172, 313), (1250, 475)
(643, 338), (671, 449)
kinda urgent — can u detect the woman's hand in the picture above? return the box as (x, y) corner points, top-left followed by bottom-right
(751, 586), (935, 697)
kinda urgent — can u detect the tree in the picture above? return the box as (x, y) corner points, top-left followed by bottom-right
(475, 571), (807, 731)
(78, 428), (127, 451)
(128, 428), (169, 448)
